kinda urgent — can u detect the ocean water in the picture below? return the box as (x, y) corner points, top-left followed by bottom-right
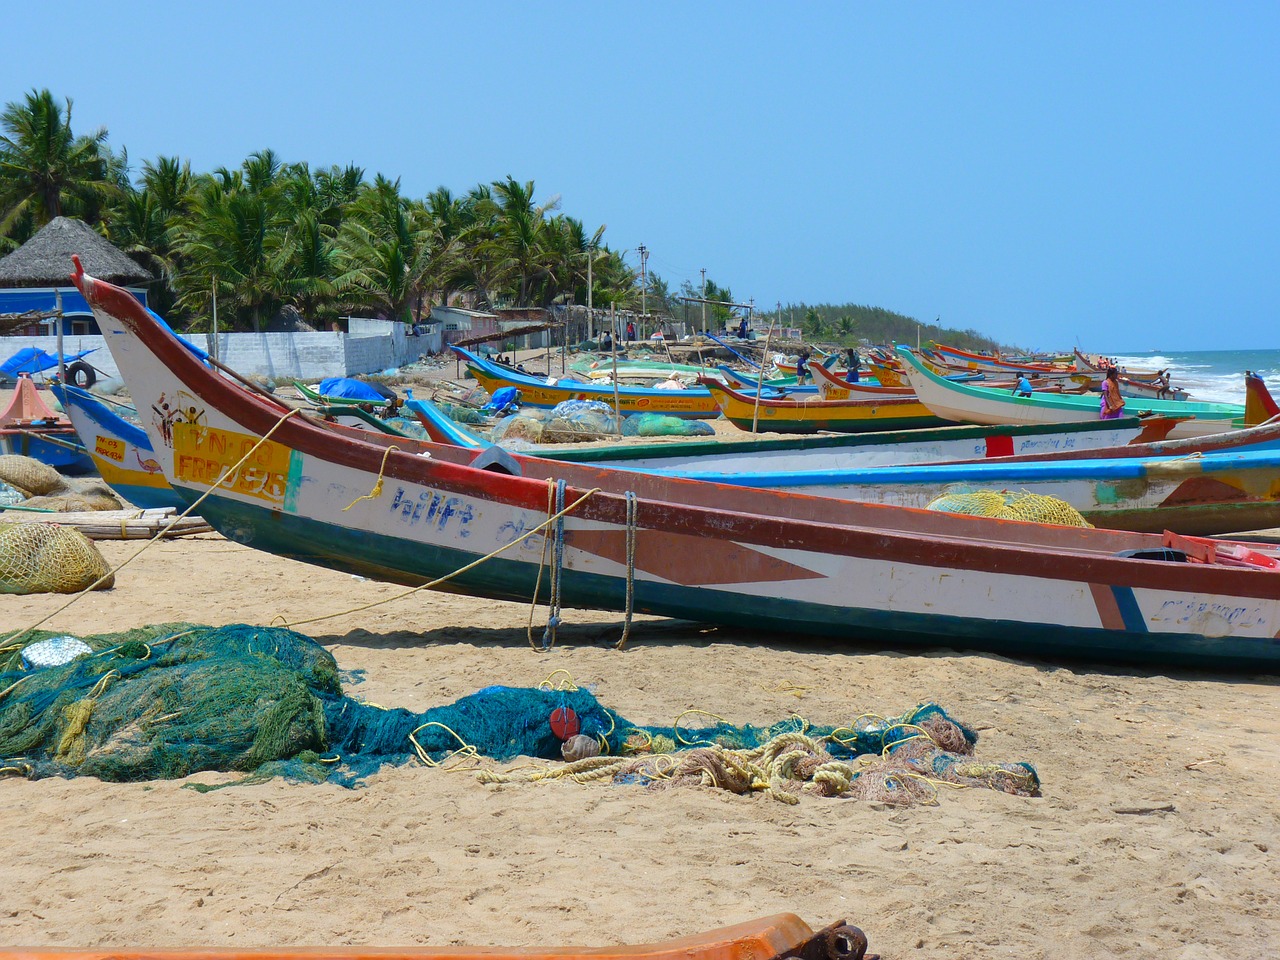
(1104, 349), (1280, 405)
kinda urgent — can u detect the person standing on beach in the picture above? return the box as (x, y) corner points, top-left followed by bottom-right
(1100, 367), (1126, 419)
(795, 350), (811, 384)
(845, 348), (861, 383)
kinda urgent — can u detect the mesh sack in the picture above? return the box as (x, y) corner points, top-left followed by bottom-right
(0, 455), (65, 497)
(490, 415), (545, 444)
(926, 489), (1090, 528)
(925, 490), (1009, 517)
(0, 523), (115, 594)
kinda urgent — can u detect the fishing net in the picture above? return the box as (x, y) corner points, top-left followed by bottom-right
(0, 481), (22, 507)
(0, 623), (1039, 807)
(491, 415), (545, 444)
(0, 455), (63, 497)
(0, 523), (115, 594)
(0, 457), (124, 512)
(926, 489), (1091, 527)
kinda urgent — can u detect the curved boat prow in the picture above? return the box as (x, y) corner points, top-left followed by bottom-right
(1245, 371), (1280, 427)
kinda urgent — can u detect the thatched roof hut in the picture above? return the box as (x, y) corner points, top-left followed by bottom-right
(0, 217), (152, 288)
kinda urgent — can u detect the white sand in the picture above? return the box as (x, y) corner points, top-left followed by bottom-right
(2, 535), (1277, 957)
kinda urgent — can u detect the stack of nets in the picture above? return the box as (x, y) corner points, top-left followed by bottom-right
(0, 624), (1038, 806)
(925, 488), (1091, 527)
(0, 523), (114, 594)
(0, 455), (123, 512)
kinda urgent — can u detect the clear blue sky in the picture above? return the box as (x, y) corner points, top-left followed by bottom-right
(4, 1), (1276, 350)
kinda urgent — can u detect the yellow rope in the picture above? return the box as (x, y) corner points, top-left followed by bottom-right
(408, 720), (480, 769)
(1, 407), (301, 649)
(672, 708), (731, 746)
(342, 445), (399, 511)
(277, 487), (602, 630)
(537, 669), (579, 691)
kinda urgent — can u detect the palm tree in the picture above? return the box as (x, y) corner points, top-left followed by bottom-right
(0, 89), (118, 233)
(176, 174), (284, 331)
(340, 175), (436, 321)
(837, 315), (855, 337)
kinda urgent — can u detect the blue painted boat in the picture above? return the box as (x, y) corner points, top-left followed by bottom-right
(50, 383), (187, 509)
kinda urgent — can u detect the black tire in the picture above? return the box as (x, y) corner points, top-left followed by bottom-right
(66, 361), (96, 389)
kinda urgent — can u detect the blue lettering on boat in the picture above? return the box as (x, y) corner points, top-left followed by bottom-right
(389, 486), (474, 537)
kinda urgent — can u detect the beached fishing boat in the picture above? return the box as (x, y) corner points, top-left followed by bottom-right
(930, 342), (1075, 377)
(407, 395), (1182, 466)
(663, 445), (1280, 536)
(900, 347), (1246, 438)
(455, 346), (721, 418)
(0, 375), (93, 473)
(701, 378), (953, 433)
(1069, 349), (1190, 401)
(0, 915), (874, 960)
(74, 259), (1280, 669)
(51, 383), (199, 510)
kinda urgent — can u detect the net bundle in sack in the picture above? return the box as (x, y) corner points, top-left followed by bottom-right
(0, 523), (114, 594)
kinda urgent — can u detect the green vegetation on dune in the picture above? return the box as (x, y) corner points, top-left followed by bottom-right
(769, 304), (1008, 353)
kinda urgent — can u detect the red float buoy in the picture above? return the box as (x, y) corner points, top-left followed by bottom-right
(549, 706), (580, 740)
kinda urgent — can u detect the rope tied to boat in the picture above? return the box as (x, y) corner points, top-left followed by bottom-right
(540, 479), (568, 649)
(615, 491), (638, 650)
(342, 444), (399, 511)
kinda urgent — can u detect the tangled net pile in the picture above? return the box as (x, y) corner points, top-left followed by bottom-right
(0, 624), (1038, 805)
(925, 488), (1091, 527)
(0, 455), (123, 512)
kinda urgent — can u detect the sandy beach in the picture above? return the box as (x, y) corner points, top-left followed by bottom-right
(2, 531), (1277, 959)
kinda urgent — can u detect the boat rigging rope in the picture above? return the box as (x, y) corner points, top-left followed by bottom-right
(541, 479), (567, 650)
(2, 407), (302, 650)
(614, 491), (638, 650)
(281, 483), (601, 631)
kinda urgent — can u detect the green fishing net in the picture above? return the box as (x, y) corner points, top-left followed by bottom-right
(0, 623), (1039, 803)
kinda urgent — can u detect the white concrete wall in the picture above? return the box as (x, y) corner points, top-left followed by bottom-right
(2, 327), (444, 383)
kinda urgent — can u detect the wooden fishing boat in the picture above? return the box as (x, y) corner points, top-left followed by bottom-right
(810, 360), (918, 399)
(407, 395), (1182, 467)
(1073, 348), (1162, 380)
(50, 383), (187, 510)
(700, 378), (953, 433)
(455, 347), (721, 418)
(666, 445), (1280, 536)
(1069, 350), (1190, 401)
(408, 391), (1280, 535)
(900, 347), (1245, 439)
(72, 259), (1280, 670)
(929, 342), (1075, 377)
(0, 915), (875, 960)
(0, 375), (94, 473)
(292, 380), (388, 408)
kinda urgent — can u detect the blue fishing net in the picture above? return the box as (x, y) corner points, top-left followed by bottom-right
(0, 624), (1037, 799)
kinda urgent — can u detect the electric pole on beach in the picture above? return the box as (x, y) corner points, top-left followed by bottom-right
(700, 267), (707, 333)
(637, 244), (649, 334)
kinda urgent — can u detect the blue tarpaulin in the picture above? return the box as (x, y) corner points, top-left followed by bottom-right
(1, 346), (96, 378)
(318, 377), (394, 403)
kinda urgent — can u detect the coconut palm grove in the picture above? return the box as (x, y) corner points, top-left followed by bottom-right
(0, 88), (1000, 350)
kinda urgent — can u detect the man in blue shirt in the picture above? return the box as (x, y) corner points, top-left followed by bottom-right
(1013, 375), (1034, 397)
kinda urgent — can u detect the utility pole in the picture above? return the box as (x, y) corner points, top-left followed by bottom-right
(637, 243), (648, 335)
(586, 249), (594, 341)
(700, 267), (707, 334)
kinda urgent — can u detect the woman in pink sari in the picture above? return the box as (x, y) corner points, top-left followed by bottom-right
(1100, 367), (1126, 419)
